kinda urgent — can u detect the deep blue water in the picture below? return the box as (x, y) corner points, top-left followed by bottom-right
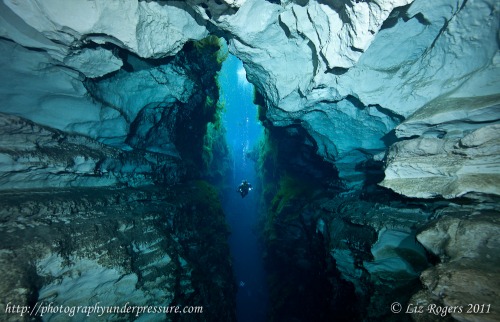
(218, 54), (267, 322)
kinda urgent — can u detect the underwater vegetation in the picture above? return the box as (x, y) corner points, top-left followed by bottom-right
(193, 35), (229, 65)
(168, 180), (237, 321)
(252, 94), (435, 321)
(189, 36), (231, 185)
(252, 116), (351, 321)
(202, 97), (231, 186)
(265, 173), (319, 240)
(174, 36), (229, 180)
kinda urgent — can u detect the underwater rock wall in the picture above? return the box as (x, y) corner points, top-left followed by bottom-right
(211, 0), (499, 193)
(0, 182), (236, 322)
(1, 0), (498, 195)
(258, 159), (500, 321)
(0, 2), (233, 321)
(412, 208), (500, 322)
(1, 0), (224, 184)
(226, 1), (498, 319)
(0, 1), (499, 321)
(0, 112), (181, 189)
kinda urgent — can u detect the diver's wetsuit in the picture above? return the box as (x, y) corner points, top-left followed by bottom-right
(237, 181), (252, 198)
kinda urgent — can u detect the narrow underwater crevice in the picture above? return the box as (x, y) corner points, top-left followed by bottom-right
(251, 89), (455, 321)
(217, 52), (269, 322)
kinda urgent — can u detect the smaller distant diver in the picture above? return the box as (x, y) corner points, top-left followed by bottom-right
(237, 180), (252, 198)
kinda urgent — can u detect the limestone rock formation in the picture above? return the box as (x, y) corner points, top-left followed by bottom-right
(412, 209), (500, 322)
(3, 0), (208, 59)
(187, 0), (499, 193)
(0, 3), (231, 321)
(1, 0), (498, 194)
(0, 112), (180, 189)
(0, 0), (498, 321)
(381, 122), (500, 199)
(0, 183), (236, 322)
(63, 47), (123, 78)
(0, 1), (223, 165)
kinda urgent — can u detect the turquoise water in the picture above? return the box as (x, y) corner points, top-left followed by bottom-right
(218, 54), (268, 321)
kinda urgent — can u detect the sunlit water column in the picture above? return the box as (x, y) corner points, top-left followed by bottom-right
(218, 54), (267, 322)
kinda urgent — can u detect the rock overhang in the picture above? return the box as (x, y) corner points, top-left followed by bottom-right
(0, 0), (498, 198)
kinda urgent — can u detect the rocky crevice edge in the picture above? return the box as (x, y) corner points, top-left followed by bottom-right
(260, 176), (500, 321)
(257, 122), (499, 322)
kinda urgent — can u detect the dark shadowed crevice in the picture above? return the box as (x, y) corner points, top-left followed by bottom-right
(325, 66), (349, 75)
(278, 16), (292, 39)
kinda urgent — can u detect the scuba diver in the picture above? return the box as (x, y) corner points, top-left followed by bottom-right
(237, 180), (252, 198)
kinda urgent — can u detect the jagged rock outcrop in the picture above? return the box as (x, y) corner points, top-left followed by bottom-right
(258, 159), (499, 321)
(0, 182), (236, 322)
(258, 109), (498, 322)
(2, 0), (207, 60)
(0, 6), (225, 187)
(210, 0), (499, 189)
(411, 205), (500, 322)
(381, 95), (500, 199)
(381, 123), (500, 199)
(0, 112), (180, 189)
(1, 0), (498, 193)
(0, 35), (221, 159)
(259, 171), (437, 321)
